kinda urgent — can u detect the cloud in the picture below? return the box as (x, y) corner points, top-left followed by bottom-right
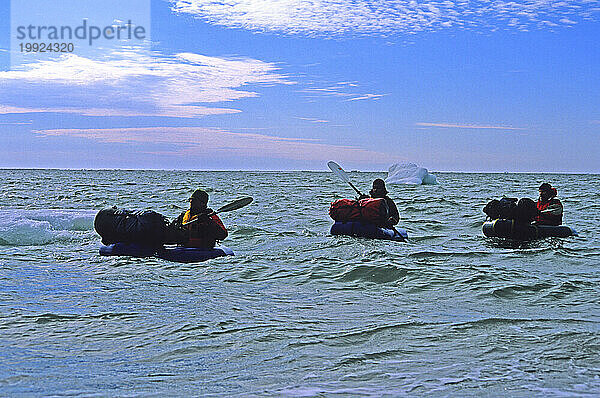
(0, 104), (237, 117)
(294, 117), (349, 128)
(559, 17), (578, 25)
(416, 122), (525, 130)
(0, 49), (292, 118)
(346, 93), (387, 101)
(299, 81), (384, 102)
(34, 127), (395, 162)
(170, 0), (599, 36)
(294, 117), (330, 123)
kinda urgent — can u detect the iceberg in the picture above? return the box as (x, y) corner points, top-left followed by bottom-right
(385, 163), (438, 185)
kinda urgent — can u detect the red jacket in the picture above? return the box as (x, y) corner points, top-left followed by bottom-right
(536, 194), (563, 226)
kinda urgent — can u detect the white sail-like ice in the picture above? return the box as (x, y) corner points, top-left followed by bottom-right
(385, 163), (438, 185)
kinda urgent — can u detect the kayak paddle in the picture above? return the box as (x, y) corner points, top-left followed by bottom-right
(327, 161), (364, 197)
(182, 197), (253, 226)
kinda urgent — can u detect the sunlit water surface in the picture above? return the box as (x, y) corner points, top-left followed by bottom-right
(1, 170), (598, 396)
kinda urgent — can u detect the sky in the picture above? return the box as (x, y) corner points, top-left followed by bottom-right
(0, 0), (598, 172)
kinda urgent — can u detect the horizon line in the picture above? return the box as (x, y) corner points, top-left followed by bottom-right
(0, 167), (598, 175)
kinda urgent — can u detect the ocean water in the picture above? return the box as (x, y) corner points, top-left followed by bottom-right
(1, 169), (599, 396)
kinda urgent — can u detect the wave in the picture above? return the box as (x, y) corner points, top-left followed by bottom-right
(335, 264), (410, 284)
(488, 282), (554, 298)
(0, 209), (96, 246)
(451, 317), (594, 331)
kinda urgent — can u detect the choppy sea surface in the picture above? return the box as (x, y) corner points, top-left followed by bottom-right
(0, 169), (599, 396)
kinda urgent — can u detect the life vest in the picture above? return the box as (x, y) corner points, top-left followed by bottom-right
(182, 210), (228, 248)
(536, 198), (563, 226)
(329, 198), (389, 227)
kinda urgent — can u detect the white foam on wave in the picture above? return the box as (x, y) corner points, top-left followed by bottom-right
(0, 209), (97, 246)
(385, 163), (438, 185)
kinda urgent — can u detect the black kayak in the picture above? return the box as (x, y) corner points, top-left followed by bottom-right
(99, 243), (234, 263)
(482, 219), (577, 240)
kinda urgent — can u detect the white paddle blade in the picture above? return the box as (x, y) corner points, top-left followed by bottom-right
(327, 161), (349, 183)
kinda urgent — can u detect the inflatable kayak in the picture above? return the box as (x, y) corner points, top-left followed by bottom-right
(99, 243), (234, 263)
(482, 219), (577, 240)
(330, 221), (408, 242)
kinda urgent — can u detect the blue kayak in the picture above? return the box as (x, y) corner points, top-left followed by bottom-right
(330, 221), (408, 242)
(99, 243), (234, 263)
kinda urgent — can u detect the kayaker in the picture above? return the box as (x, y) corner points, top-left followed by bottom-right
(171, 189), (228, 248)
(535, 183), (563, 226)
(360, 179), (399, 227)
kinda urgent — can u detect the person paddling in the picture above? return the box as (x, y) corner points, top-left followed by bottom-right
(535, 183), (563, 226)
(360, 179), (399, 228)
(172, 189), (228, 248)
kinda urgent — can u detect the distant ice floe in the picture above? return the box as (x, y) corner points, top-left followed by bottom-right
(0, 209), (96, 246)
(385, 163), (438, 185)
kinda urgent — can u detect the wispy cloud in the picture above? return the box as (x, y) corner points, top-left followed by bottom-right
(416, 122), (526, 130)
(559, 17), (578, 25)
(0, 105), (237, 117)
(294, 117), (330, 123)
(346, 93), (387, 101)
(170, 0), (599, 36)
(34, 127), (395, 162)
(294, 117), (349, 128)
(0, 121), (32, 125)
(299, 81), (384, 102)
(0, 49), (292, 118)
(300, 87), (352, 99)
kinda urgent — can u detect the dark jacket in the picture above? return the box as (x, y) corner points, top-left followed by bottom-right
(382, 196), (400, 227)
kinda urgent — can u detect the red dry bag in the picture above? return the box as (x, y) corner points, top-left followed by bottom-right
(329, 199), (361, 222)
(358, 198), (389, 226)
(329, 198), (389, 226)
